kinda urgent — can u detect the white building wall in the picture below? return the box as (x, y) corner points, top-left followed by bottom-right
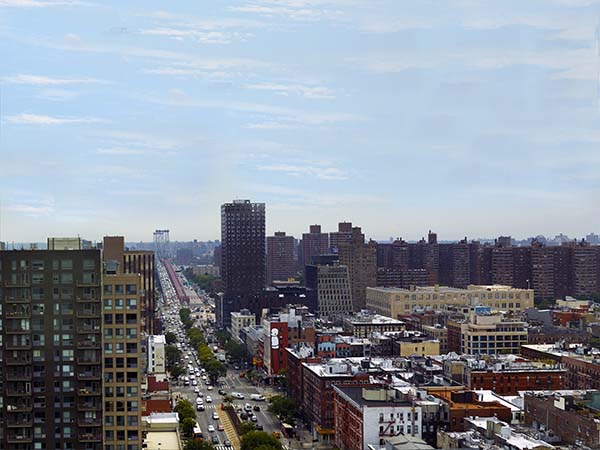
(148, 335), (166, 374)
(362, 405), (422, 450)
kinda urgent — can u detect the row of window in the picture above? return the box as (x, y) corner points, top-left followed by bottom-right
(4, 259), (96, 271)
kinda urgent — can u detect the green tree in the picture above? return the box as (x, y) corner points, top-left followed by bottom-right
(165, 331), (178, 345)
(205, 358), (226, 384)
(180, 307), (193, 328)
(239, 421), (257, 435)
(174, 399), (196, 422)
(185, 441), (215, 450)
(170, 364), (185, 379)
(268, 396), (297, 424)
(188, 328), (207, 348)
(166, 345), (182, 368)
(240, 431), (282, 450)
(225, 339), (249, 362)
(181, 417), (197, 437)
(215, 330), (230, 346)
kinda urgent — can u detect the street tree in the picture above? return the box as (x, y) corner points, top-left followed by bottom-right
(240, 431), (282, 450)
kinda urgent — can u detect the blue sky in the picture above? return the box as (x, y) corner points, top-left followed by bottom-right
(1, 0), (599, 242)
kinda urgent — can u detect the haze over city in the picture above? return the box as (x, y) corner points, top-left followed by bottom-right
(1, 0), (600, 242)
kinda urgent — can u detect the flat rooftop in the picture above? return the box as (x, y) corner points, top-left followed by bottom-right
(145, 431), (181, 450)
(335, 386), (412, 408)
(368, 285), (530, 294)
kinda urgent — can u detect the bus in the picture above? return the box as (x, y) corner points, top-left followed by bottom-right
(193, 422), (203, 440)
(281, 423), (295, 439)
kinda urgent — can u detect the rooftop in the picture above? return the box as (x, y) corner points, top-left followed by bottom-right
(334, 386), (413, 408)
(368, 284), (531, 294)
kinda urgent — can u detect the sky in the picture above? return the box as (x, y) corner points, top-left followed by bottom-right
(1, 0), (599, 243)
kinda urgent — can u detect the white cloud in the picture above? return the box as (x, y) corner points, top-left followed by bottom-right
(228, 0), (355, 21)
(0, 0), (87, 7)
(36, 88), (79, 101)
(140, 27), (254, 45)
(2, 74), (108, 85)
(5, 113), (105, 125)
(244, 82), (335, 99)
(245, 122), (294, 130)
(257, 162), (349, 180)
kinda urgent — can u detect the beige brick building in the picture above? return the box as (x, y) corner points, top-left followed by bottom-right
(366, 285), (534, 319)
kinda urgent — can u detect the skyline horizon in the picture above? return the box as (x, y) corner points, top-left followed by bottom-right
(2, 1), (600, 242)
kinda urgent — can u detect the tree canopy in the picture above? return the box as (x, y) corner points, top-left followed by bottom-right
(174, 399), (196, 423)
(240, 431), (282, 450)
(165, 331), (178, 345)
(268, 396), (297, 424)
(184, 440), (215, 450)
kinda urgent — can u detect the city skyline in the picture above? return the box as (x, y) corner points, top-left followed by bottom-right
(2, 1), (600, 241)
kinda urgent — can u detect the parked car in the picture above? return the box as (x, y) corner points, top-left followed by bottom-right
(213, 412), (219, 420)
(211, 436), (219, 444)
(253, 405), (260, 411)
(208, 425), (215, 432)
(240, 412), (248, 420)
(256, 424), (263, 431)
(224, 440), (232, 447)
(218, 424), (224, 431)
(250, 415), (258, 422)
(232, 392), (245, 399)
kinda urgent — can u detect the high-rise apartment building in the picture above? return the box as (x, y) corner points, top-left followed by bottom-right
(570, 241), (599, 297)
(266, 231), (296, 285)
(102, 237), (155, 334)
(305, 255), (353, 320)
(439, 240), (470, 288)
(0, 249), (104, 450)
(338, 227), (377, 311)
(101, 256), (142, 449)
(219, 200), (265, 327)
(301, 225), (329, 267)
(329, 222), (353, 253)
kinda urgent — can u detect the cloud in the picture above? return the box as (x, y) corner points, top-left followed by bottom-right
(0, 0), (87, 7)
(5, 113), (105, 125)
(2, 74), (108, 85)
(145, 88), (365, 127)
(229, 0), (349, 22)
(244, 82), (335, 99)
(36, 88), (79, 101)
(257, 162), (349, 180)
(140, 27), (254, 45)
(245, 122), (294, 130)
(5, 192), (55, 217)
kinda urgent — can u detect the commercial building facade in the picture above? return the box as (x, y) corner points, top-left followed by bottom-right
(366, 285), (534, 319)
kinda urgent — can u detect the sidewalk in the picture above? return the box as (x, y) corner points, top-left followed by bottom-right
(217, 404), (241, 450)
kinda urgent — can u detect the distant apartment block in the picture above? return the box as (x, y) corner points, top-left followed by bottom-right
(306, 255), (353, 320)
(338, 227), (377, 311)
(266, 231), (296, 285)
(301, 225), (329, 267)
(366, 285), (534, 319)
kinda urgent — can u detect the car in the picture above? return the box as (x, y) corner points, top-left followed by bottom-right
(232, 392), (245, 399)
(194, 387), (200, 393)
(207, 425), (215, 433)
(256, 424), (263, 431)
(218, 389), (226, 395)
(212, 412), (219, 420)
(244, 403), (252, 412)
(218, 424), (224, 431)
(206, 396), (212, 403)
(192, 380), (198, 386)
(224, 439), (232, 447)
(196, 404), (205, 411)
(250, 415), (258, 422)
(240, 412), (248, 420)
(251, 394), (265, 401)
(211, 436), (219, 444)
(201, 375), (207, 380)
(233, 365), (240, 370)
(207, 386), (213, 391)
(253, 405), (260, 411)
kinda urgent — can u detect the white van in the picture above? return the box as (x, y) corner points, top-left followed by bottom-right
(250, 394), (265, 401)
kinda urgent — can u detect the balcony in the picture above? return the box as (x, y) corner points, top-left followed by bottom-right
(5, 309), (31, 319)
(77, 357), (100, 365)
(6, 388), (32, 397)
(5, 326), (32, 334)
(6, 401), (33, 413)
(6, 417), (33, 428)
(76, 280), (100, 288)
(6, 341), (32, 350)
(78, 402), (101, 411)
(77, 370), (101, 380)
(76, 295), (98, 303)
(6, 354), (33, 366)
(78, 387), (101, 396)
(7, 295), (31, 303)
(78, 418), (102, 427)
(4, 281), (31, 288)
(76, 308), (100, 319)
(8, 374), (33, 384)
(76, 325), (101, 334)
(79, 432), (102, 442)
(7, 432), (33, 444)
(78, 339), (101, 349)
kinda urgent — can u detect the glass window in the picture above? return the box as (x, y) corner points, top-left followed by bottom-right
(61, 260), (73, 270)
